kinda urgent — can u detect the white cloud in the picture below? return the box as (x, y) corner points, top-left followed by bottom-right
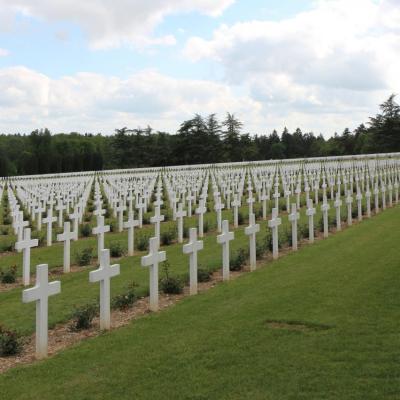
(0, 0), (234, 49)
(184, 0), (400, 135)
(0, 48), (9, 56)
(0, 66), (260, 134)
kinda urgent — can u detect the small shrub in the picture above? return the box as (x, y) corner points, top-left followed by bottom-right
(256, 238), (268, 257)
(80, 223), (91, 237)
(0, 226), (9, 235)
(161, 228), (176, 246)
(203, 220), (210, 233)
(111, 281), (138, 310)
(0, 326), (21, 356)
(70, 303), (98, 331)
(230, 248), (248, 271)
(75, 247), (93, 266)
(142, 215), (150, 225)
(298, 223), (309, 239)
(328, 215), (336, 229)
(0, 240), (13, 252)
(317, 216), (324, 232)
(110, 241), (124, 258)
(83, 213), (92, 222)
(159, 261), (184, 294)
(2, 216), (11, 225)
(238, 211), (244, 225)
(197, 267), (212, 282)
(31, 230), (46, 246)
(136, 233), (150, 251)
(0, 265), (17, 284)
(281, 228), (292, 247)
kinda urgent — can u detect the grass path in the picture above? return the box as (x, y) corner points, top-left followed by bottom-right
(0, 206), (399, 399)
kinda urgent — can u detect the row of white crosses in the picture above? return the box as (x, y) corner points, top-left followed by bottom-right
(14, 154), (400, 360)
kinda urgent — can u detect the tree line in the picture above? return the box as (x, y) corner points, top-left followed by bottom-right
(0, 95), (399, 177)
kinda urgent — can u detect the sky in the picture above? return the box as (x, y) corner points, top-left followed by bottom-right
(0, 0), (399, 137)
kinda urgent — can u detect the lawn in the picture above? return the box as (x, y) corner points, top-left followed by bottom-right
(0, 205), (398, 399)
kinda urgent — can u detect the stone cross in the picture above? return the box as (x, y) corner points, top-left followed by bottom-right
(136, 197), (145, 228)
(43, 208), (57, 246)
(92, 215), (110, 260)
(214, 198), (225, 233)
(141, 237), (166, 311)
(15, 211), (28, 242)
(247, 191), (255, 217)
(217, 220), (234, 281)
(245, 213), (260, 271)
(306, 199), (316, 243)
(123, 210), (139, 256)
(35, 202), (45, 231)
(381, 184), (387, 210)
(55, 200), (66, 228)
(374, 185), (379, 214)
(356, 191), (363, 221)
(176, 202), (187, 243)
(56, 221), (75, 273)
(150, 205), (165, 246)
(334, 193), (342, 231)
(195, 199), (207, 238)
(22, 264), (61, 359)
(115, 200), (126, 233)
(186, 192), (194, 216)
(183, 227), (203, 295)
(68, 207), (80, 240)
(345, 191), (353, 226)
(15, 227), (39, 286)
(260, 188), (268, 220)
(89, 249), (120, 330)
(268, 208), (282, 260)
(232, 194), (241, 228)
(288, 203), (300, 250)
(321, 200), (330, 238)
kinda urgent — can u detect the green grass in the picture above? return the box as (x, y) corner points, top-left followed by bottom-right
(0, 205), (399, 399)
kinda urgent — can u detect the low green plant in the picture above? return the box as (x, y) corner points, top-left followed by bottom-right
(230, 248), (248, 271)
(136, 233), (150, 251)
(161, 228), (176, 246)
(110, 241), (124, 258)
(80, 223), (91, 237)
(197, 267), (212, 283)
(70, 303), (98, 331)
(75, 247), (93, 266)
(0, 326), (21, 356)
(0, 265), (17, 284)
(111, 281), (138, 310)
(160, 261), (184, 294)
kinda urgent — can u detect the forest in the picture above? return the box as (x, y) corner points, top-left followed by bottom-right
(0, 95), (399, 177)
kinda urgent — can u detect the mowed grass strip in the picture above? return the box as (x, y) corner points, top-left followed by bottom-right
(0, 206), (399, 399)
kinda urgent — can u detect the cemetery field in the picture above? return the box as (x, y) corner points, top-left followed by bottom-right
(1, 204), (399, 399)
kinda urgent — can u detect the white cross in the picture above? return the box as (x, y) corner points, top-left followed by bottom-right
(365, 188), (372, 218)
(183, 227), (203, 295)
(150, 205), (165, 246)
(232, 194), (241, 228)
(321, 200), (330, 238)
(89, 249), (120, 330)
(35, 203), (45, 231)
(176, 202), (187, 243)
(288, 203), (300, 250)
(15, 227), (39, 286)
(123, 210), (139, 256)
(68, 208), (80, 241)
(306, 199), (316, 243)
(115, 200), (126, 233)
(217, 220), (234, 281)
(43, 208), (57, 247)
(268, 208), (282, 260)
(259, 189), (269, 220)
(214, 198), (225, 233)
(92, 215), (110, 260)
(14, 211), (28, 242)
(22, 264), (61, 359)
(195, 199), (207, 238)
(374, 185), (380, 213)
(141, 237), (166, 311)
(273, 189), (281, 210)
(346, 191), (353, 226)
(334, 193), (342, 231)
(245, 213), (260, 271)
(55, 201), (66, 228)
(57, 221), (75, 273)
(247, 192), (255, 216)
(136, 198), (145, 228)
